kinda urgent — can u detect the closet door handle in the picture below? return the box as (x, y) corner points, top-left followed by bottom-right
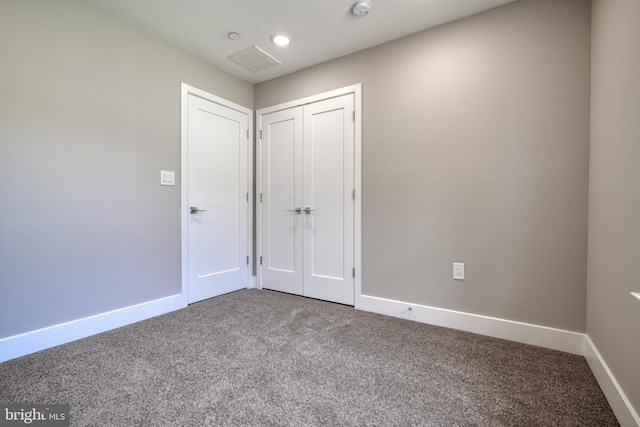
(287, 207), (302, 214)
(303, 207), (314, 214)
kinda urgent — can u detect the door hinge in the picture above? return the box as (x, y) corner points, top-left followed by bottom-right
(260, 193), (263, 203)
(260, 256), (263, 265)
(259, 130), (263, 139)
(352, 267), (355, 278)
(247, 129), (249, 139)
(246, 192), (249, 203)
(352, 111), (356, 122)
(352, 189), (356, 200)
(247, 255), (249, 265)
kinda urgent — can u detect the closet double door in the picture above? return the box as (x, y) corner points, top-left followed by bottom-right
(258, 94), (355, 305)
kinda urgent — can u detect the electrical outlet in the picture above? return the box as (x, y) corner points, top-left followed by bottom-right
(453, 263), (465, 280)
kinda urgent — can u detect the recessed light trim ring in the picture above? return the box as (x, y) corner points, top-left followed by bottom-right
(271, 33), (291, 46)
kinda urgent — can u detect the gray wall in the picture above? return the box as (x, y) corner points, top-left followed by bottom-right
(0, 0), (253, 338)
(255, 0), (592, 332)
(589, 0), (640, 413)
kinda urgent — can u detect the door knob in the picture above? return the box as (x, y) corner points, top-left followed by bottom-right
(287, 207), (302, 214)
(190, 206), (207, 214)
(303, 207), (314, 214)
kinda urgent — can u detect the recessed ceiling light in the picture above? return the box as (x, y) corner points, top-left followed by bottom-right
(270, 33), (291, 47)
(227, 32), (240, 40)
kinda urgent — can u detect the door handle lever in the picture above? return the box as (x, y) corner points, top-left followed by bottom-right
(287, 207), (302, 214)
(303, 207), (314, 214)
(190, 206), (207, 214)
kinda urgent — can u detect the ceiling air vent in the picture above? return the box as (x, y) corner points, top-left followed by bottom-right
(228, 45), (281, 73)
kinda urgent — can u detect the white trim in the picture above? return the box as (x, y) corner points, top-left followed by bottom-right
(248, 275), (257, 289)
(257, 84), (362, 116)
(247, 110), (255, 286)
(584, 336), (640, 427)
(356, 294), (585, 355)
(180, 83), (254, 304)
(353, 86), (363, 307)
(631, 292), (640, 301)
(181, 84), (189, 306)
(255, 116), (263, 290)
(0, 294), (183, 363)
(255, 83), (362, 303)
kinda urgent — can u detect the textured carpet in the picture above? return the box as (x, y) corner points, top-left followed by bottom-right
(0, 289), (618, 426)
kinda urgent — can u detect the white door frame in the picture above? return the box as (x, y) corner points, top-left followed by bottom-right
(256, 83), (362, 306)
(180, 83), (254, 307)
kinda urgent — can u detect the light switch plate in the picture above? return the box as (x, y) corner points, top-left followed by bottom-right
(453, 263), (465, 280)
(161, 170), (175, 186)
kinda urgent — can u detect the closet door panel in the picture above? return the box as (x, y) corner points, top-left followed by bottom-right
(303, 94), (355, 305)
(259, 107), (304, 295)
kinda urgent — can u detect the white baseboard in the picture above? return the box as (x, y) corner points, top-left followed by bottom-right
(356, 294), (585, 355)
(0, 294), (184, 363)
(584, 336), (640, 427)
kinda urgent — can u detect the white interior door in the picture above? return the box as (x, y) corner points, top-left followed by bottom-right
(186, 92), (249, 304)
(302, 94), (355, 305)
(259, 107), (304, 295)
(259, 92), (355, 305)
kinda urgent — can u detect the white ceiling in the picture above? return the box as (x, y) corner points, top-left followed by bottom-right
(88, 0), (516, 84)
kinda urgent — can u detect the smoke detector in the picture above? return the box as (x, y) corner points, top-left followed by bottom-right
(352, 1), (372, 17)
